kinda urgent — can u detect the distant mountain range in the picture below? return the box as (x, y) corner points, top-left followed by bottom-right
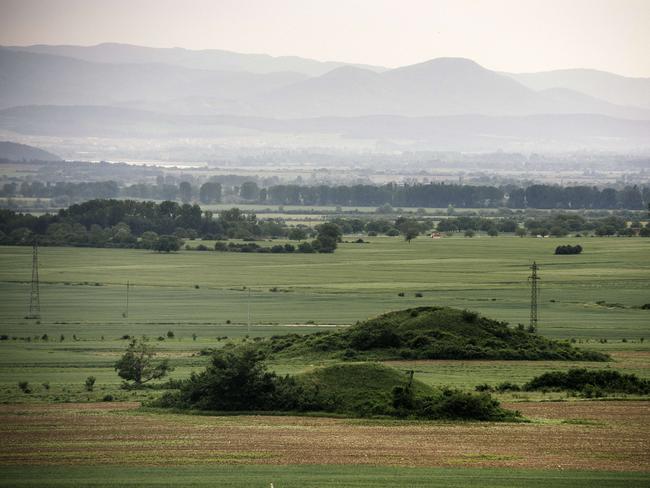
(0, 43), (649, 153)
(0, 140), (61, 161)
(2, 42), (386, 76)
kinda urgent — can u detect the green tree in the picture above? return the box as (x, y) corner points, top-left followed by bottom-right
(154, 235), (182, 252)
(288, 227), (307, 241)
(313, 223), (342, 253)
(179, 181), (193, 204)
(199, 182), (222, 204)
(240, 181), (260, 201)
(114, 338), (172, 386)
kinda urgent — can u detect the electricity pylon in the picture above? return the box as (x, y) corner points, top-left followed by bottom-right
(528, 261), (540, 332)
(27, 239), (41, 319)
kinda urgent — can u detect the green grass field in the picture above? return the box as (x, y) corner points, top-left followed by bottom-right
(1, 236), (648, 338)
(2, 465), (648, 488)
(0, 236), (648, 404)
(1, 236), (649, 486)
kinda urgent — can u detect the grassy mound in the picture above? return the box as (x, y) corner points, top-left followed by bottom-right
(154, 349), (517, 421)
(262, 307), (608, 361)
(296, 362), (518, 420)
(297, 362), (434, 415)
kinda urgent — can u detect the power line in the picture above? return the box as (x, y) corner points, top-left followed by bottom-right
(528, 261), (540, 332)
(26, 239), (41, 320)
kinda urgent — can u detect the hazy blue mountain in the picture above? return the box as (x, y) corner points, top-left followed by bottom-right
(506, 69), (650, 109)
(0, 140), (61, 161)
(2, 48), (648, 120)
(0, 49), (306, 109)
(3, 42), (387, 76)
(249, 57), (650, 119)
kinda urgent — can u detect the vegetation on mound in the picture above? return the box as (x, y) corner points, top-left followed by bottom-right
(524, 368), (650, 396)
(153, 348), (518, 421)
(257, 307), (609, 361)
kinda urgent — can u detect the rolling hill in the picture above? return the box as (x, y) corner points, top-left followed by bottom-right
(259, 307), (609, 361)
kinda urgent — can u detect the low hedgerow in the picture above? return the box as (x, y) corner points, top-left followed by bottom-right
(524, 368), (650, 395)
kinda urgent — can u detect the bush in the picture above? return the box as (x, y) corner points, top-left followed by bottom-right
(18, 381), (31, 394)
(155, 347), (307, 411)
(85, 376), (96, 392)
(555, 244), (583, 255)
(114, 338), (173, 386)
(102, 394), (114, 402)
(495, 381), (521, 392)
(167, 330), (175, 339)
(524, 368), (649, 395)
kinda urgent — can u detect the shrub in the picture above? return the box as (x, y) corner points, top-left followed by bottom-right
(495, 381), (521, 392)
(18, 381), (31, 394)
(555, 244), (583, 255)
(85, 376), (96, 392)
(524, 368), (649, 395)
(156, 347), (307, 411)
(114, 338), (173, 387)
(102, 394), (114, 402)
(167, 330), (175, 339)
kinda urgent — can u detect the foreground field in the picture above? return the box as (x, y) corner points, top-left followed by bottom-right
(0, 401), (648, 487)
(0, 237), (648, 486)
(3, 465), (647, 488)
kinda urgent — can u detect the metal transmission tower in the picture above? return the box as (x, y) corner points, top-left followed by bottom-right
(27, 239), (41, 319)
(528, 261), (540, 332)
(123, 281), (130, 318)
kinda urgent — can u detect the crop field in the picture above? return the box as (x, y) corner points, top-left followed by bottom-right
(0, 236), (649, 486)
(1, 236), (648, 338)
(0, 402), (648, 487)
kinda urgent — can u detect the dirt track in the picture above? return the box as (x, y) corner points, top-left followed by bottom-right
(0, 401), (648, 471)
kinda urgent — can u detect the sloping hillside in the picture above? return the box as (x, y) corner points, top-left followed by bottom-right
(0, 141), (61, 161)
(262, 307), (609, 361)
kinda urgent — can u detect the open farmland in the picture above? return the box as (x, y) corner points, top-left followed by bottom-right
(0, 402), (648, 487)
(0, 236), (649, 486)
(1, 236), (648, 339)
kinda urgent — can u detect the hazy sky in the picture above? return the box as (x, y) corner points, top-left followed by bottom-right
(1, 0), (649, 76)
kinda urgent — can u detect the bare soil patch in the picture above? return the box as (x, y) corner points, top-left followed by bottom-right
(0, 401), (647, 471)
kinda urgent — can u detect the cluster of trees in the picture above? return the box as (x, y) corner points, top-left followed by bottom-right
(523, 214), (649, 237)
(508, 184), (647, 210)
(523, 368), (649, 396)
(213, 223), (343, 254)
(437, 217), (518, 236)
(4, 178), (648, 210)
(152, 347), (516, 420)
(0, 200), (301, 248)
(554, 244), (583, 255)
(1, 181), (119, 202)
(437, 213), (650, 237)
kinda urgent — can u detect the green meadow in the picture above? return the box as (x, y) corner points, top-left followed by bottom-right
(1, 236), (648, 338)
(0, 236), (648, 404)
(1, 465), (647, 488)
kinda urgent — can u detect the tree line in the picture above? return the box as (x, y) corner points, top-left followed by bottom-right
(0, 200), (345, 251)
(3, 180), (649, 210)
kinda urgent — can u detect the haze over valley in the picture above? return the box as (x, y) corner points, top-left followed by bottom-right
(1, 42), (649, 164)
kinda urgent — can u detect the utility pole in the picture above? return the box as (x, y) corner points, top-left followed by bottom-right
(124, 281), (130, 319)
(528, 261), (540, 332)
(27, 239), (41, 320)
(247, 287), (251, 335)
